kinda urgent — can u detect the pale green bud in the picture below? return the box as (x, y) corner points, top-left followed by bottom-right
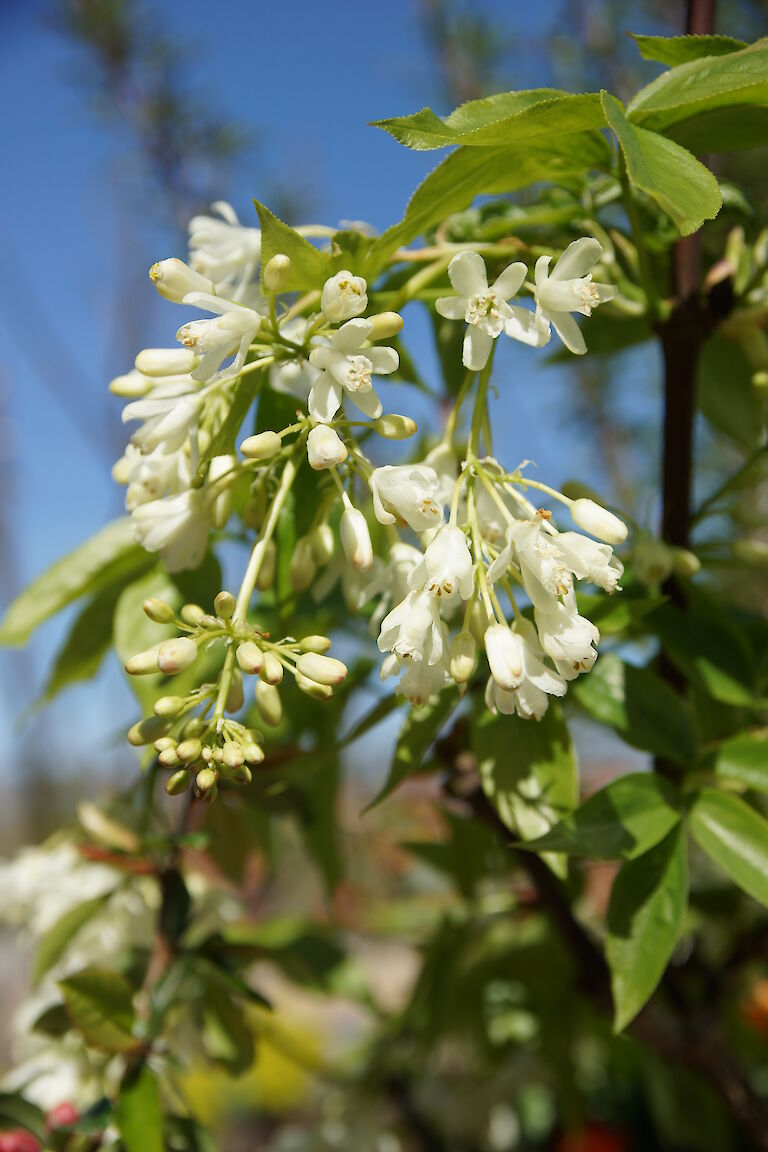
(450, 631), (476, 685)
(261, 652), (284, 685)
(177, 738), (203, 763)
(296, 652), (347, 686)
(154, 695), (186, 718)
(150, 258), (214, 302)
(214, 590), (236, 619)
(296, 672), (334, 700)
(181, 717), (206, 739)
(244, 485), (267, 529)
(256, 680), (282, 727)
(135, 347), (198, 376)
(109, 370), (151, 398)
(143, 597), (176, 624)
(229, 763), (253, 785)
(310, 523), (335, 566)
(469, 597), (492, 647)
(373, 414), (417, 440)
(264, 253), (291, 291)
(158, 747), (181, 768)
(236, 641), (264, 674)
(223, 741), (245, 769)
(180, 603), (206, 626)
(207, 453), (236, 528)
(196, 767), (218, 796)
(243, 742), (265, 765)
(154, 736), (177, 752)
(166, 769), (192, 796)
(125, 648), (160, 676)
(289, 535), (317, 592)
(367, 311), (404, 340)
(298, 635), (332, 654)
(733, 538), (768, 565)
(200, 614), (220, 630)
(571, 498), (627, 545)
(157, 637), (198, 675)
(256, 538), (277, 590)
(671, 548), (701, 578)
(127, 715), (171, 747)
(241, 430), (281, 460)
(634, 537), (673, 586)
(226, 670), (244, 713)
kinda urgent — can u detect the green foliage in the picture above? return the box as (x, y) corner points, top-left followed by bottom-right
(712, 729), (768, 792)
(365, 691), (458, 810)
(688, 789), (768, 908)
(34, 893), (113, 984)
(632, 34), (748, 67)
(59, 966), (138, 1053)
(254, 199), (332, 290)
(117, 1064), (165, 1152)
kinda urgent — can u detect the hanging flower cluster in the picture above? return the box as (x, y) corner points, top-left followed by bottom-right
(110, 204), (624, 796)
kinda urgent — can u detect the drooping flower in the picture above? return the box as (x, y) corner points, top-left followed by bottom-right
(116, 444), (192, 511)
(188, 201), (263, 303)
(552, 532), (623, 594)
(484, 623), (523, 692)
(307, 318), (398, 421)
(378, 589), (447, 666)
(122, 381), (203, 454)
(435, 251), (545, 370)
(177, 293), (263, 382)
(130, 488), (211, 572)
(381, 647), (451, 706)
(534, 238), (617, 355)
(488, 520), (574, 600)
(307, 424), (348, 469)
(484, 619), (566, 720)
(410, 525), (474, 601)
(370, 464), (444, 532)
(321, 270), (368, 322)
(534, 592), (600, 679)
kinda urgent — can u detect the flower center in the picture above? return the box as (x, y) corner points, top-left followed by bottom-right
(577, 277), (600, 314)
(466, 292), (500, 325)
(346, 356), (373, 391)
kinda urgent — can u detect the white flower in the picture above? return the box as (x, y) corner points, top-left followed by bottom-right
(378, 589), (447, 665)
(321, 270), (368, 322)
(308, 318), (398, 422)
(381, 649), (451, 706)
(118, 444), (191, 511)
(410, 525), (473, 601)
(188, 201), (263, 303)
(122, 380), (203, 453)
(570, 497), (627, 544)
(423, 442), (459, 507)
(534, 592), (600, 679)
(307, 424), (348, 469)
(0, 843), (117, 937)
(484, 620), (566, 720)
(150, 257), (214, 303)
(488, 520), (573, 601)
(370, 464), (444, 532)
(435, 251), (545, 370)
(534, 238), (617, 355)
(484, 623), (523, 691)
(269, 317), (321, 399)
(178, 292), (263, 382)
(553, 532), (623, 594)
(131, 488), (211, 572)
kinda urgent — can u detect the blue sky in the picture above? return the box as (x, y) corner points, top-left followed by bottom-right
(0, 1), (667, 786)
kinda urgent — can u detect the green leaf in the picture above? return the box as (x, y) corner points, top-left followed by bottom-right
(473, 705), (577, 842)
(253, 200), (332, 291)
(571, 653), (696, 763)
(59, 967), (138, 1052)
(602, 92), (721, 236)
(364, 691), (457, 811)
(698, 334), (765, 451)
(36, 583), (122, 706)
(35, 894), (113, 983)
(713, 729), (768, 793)
(632, 34), (747, 67)
(689, 788), (768, 907)
(113, 567), (176, 711)
(606, 825), (688, 1031)
(201, 984), (255, 1072)
(650, 599), (757, 709)
(0, 1093), (46, 1141)
(404, 811), (504, 898)
(0, 518), (151, 647)
(116, 1064), (164, 1152)
(200, 371), (262, 466)
(576, 591), (664, 636)
(522, 772), (682, 860)
(373, 91), (605, 150)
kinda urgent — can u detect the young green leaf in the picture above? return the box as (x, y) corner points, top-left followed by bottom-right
(606, 825), (688, 1031)
(59, 966), (138, 1053)
(689, 789), (768, 908)
(35, 894), (113, 984)
(117, 1064), (164, 1152)
(254, 200), (332, 291)
(0, 1093), (46, 1141)
(364, 690), (458, 811)
(632, 34), (747, 68)
(521, 772), (682, 860)
(713, 730), (768, 793)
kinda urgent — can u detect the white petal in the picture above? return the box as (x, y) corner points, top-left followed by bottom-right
(349, 387), (382, 419)
(504, 306), (550, 347)
(593, 282), (618, 304)
(332, 318), (372, 354)
(308, 373), (343, 422)
(435, 296), (468, 320)
(367, 346), (399, 375)
(448, 250), (488, 297)
(462, 325), (493, 371)
(491, 261), (527, 301)
(551, 237), (603, 282)
(548, 310), (586, 355)
(534, 254), (551, 288)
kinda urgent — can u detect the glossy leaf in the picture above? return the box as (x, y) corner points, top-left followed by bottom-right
(698, 335), (765, 451)
(606, 825), (688, 1031)
(713, 730), (768, 793)
(522, 772), (682, 860)
(689, 789), (768, 907)
(0, 1094), (46, 1141)
(59, 966), (138, 1053)
(117, 1064), (164, 1152)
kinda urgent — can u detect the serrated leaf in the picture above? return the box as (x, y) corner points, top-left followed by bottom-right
(713, 730), (768, 792)
(522, 772), (682, 860)
(571, 653), (696, 763)
(688, 789), (768, 907)
(116, 1064), (164, 1152)
(632, 34), (747, 67)
(35, 894), (113, 983)
(364, 691), (457, 811)
(254, 200), (332, 291)
(602, 93), (721, 236)
(606, 825), (688, 1031)
(59, 966), (138, 1053)
(0, 519), (150, 647)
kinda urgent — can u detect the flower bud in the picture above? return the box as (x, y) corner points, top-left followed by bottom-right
(263, 253), (291, 291)
(367, 311), (404, 340)
(298, 634), (332, 654)
(241, 431), (281, 460)
(135, 347), (198, 376)
(165, 769), (191, 796)
(634, 536), (673, 586)
(207, 453), (236, 529)
(226, 670), (244, 712)
(289, 535), (317, 591)
(229, 763), (253, 785)
(310, 523), (335, 566)
(321, 270), (367, 322)
(127, 715), (171, 747)
(450, 631), (476, 685)
(296, 672), (334, 700)
(196, 767), (218, 796)
(307, 424), (348, 470)
(143, 598), (176, 624)
(154, 695), (186, 718)
(244, 486), (267, 529)
(181, 717), (205, 739)
(158, 747), (180, 768)
(484, 624), (523, 692)
(296, 652), (348, 686)
(261, 652), (284, 685)
(340, 505), (373, 571)
(214, 590), (236, 619)
(125, 648), (160, 676)
(176, 738), (203, 763)
(373, 414), (417, 440)
(733, 539), (768, 565)
(237, 641), (264, 674)
(671, 548), (701, 577)
(223, 741), (245, 769)
(256, 680), (282, 727)
(200, 614), (219, 630)
(109, 370), (151, 398)
(571, 498), (627, 545)
(157, 637), (198, 675)
(150, 258), (215, 303)
(154, 736), (177, 752)
(257, 539), (277, 590)
(180, 603), (206, 626)
(243, 742), (265, 765)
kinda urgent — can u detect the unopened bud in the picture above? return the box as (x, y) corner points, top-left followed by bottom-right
(154, 695), (186, 718)
(469, 597), (492, 646)
(176, 738), (202, 763)
(181, 603), (206, 626)
(340, 505), (373, 571)
(256, 680), (282, 727)
(143, 598), (176, 624)
(450, 631), (476, 684)
(150, 258), (215, 303)
(321, 270), (367, 322)
(223, 741), (245, 769)
(261, 652), (284, 685)
(296, 672), (334, 699)
(289, 535), (317, 592)
(229, 763), (253, 785)
(226, 670), (244, 712)
(367, 311), (403, 340)
(127, 715), (171, 747)
(135, 347), (198, 376)
(484, 624), (523, 692)
(373, 414), (417, 440)
(264, 253), (291, 292)
(733, 538), (768, 565)
(296, 652), (347, 686)
(158, 747), (180, 768)
(181, 717), (205, 739)
(154, 736), (177, 752)
(125, 648), (160, 676)
(571, 498), (627, 545)
(109, 370), (151, 398)
(200, 614), (219, 630)
(214, 591), (236, 619)
(196, 767), (218, 796)
(237, 641), (264, 675)
(310, 523), (335, 566)
(241, 431), (281, 460)
(298, 635), (332, 654)
(307, 424), (348, 470)
(166, 769), (191, 796)
(257, 539), (277, 590)
(207, 453), (236, 528)
(671, 548), (701, 578)
(157, 637), (198, 675)
(243, 742), (265, 765)
(634, 536), (673, 586)
(244, 484), (267, 529)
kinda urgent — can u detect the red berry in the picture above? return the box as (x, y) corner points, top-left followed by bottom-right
(0, 1131), (42, 1152)
(46, 1102), (80, 1130)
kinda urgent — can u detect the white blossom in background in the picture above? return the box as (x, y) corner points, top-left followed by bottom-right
(131, 488), (211, 572)
(122, 380), (203, 454)
(188, 200), (264, 304)
(534, 237), (617, 355)
(308, 318), (398, 421)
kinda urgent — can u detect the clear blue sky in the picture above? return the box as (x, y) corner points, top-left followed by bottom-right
(0, 0), (667, 786)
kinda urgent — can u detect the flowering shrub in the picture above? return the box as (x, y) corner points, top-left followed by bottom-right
(2, 30), (768, 1152)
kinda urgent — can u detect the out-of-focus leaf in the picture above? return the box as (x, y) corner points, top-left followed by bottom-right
(404, 811), (505, 898)
(35, 894), (113, 984)
(651, 599), (758, 708)
(116, 1064), (164, 1152)
(689, 789), (768, 907)
(576, 591), (664, 636)
(0, 1093), (46, 1140)
(712, 729), (768, 792)
(37, 583), (123, 705)
(632, 34), (747, 67)
(202, 984), (255, 1072)
(364, 690), (457, 811)
(697, 335), (765, 451)
(59, 967), (138, 1053)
